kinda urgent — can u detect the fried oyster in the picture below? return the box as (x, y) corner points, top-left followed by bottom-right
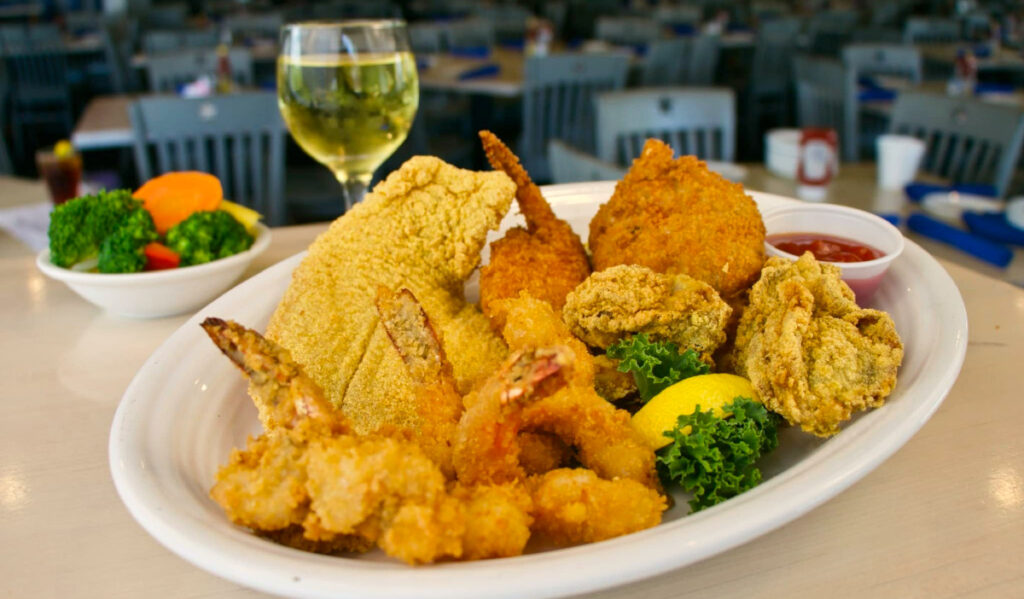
(726, 253), (904, 437)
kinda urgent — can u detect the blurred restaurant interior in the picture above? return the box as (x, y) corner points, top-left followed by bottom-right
(2, 0), (1024, 277)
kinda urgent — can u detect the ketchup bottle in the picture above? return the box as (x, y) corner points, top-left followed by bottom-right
(796, 128), (838, 202)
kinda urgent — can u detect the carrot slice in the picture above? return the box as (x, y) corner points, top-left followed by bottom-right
(143, 241), (181, 270)
(134, 172), (223, 234)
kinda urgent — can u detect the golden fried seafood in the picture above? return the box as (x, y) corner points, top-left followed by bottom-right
(453, 347), (573, 486)
(528, 469), (667, 545)
(266, 156), (515, 435)
(202, 318), (539, 564)
(563, 264), (733, 363)
(588, 139), (765, 298)
(478, 130), (591, 330)
(375, 286), (463, 479)
(726, 253), (904, 436)
(494, 294), (661, 488)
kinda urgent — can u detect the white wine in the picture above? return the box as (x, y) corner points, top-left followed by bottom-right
(277, 52), (419, 181)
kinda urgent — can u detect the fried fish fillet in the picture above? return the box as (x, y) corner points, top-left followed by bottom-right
(266, 156), (515, 434)
(588, 139), (765, 298)
(726, 253), (904, 437)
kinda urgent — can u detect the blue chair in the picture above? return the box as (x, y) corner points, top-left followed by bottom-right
(520, 52), (630, 181)
(4, 40), (74, 165)
(903, 17), (960, 44)
(841, 43), (922, 160)
(793, 54), (846, 136)
(888, 91), (1024, 198)
(596, 87), (737, 165)
(129, 92), (288, 224)
(641, 34), (720, 86)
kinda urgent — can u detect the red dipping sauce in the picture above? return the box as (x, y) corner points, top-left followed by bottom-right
(766, 233), (884, 263)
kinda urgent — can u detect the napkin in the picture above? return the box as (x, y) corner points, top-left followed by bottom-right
(457, 63), (500, 80)
(907, 213), (1013, 267)
(449, 46), (491, 58)
(0, 201), (52, 252)
(963, 211), (1024, 245)
(857, 75), (898, 102)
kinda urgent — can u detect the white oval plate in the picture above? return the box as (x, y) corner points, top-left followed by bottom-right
(109, 182), (968, 599)
(921, 191), (1004, 224)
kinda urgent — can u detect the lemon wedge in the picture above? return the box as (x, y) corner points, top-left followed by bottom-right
(54, 140), (75, 159)
(220, 200), (262, 234)
(631, 373), (758, 450)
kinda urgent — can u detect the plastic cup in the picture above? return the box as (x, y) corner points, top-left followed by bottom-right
(876, 134), (925, 191)
(36, 149), (82, 205)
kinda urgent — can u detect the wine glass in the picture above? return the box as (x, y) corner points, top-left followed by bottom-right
(278, 20), (419, 211)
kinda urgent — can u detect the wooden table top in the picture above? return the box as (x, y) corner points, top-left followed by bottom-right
(71, 95), (138, 151)
(2, 172), (1022, 598)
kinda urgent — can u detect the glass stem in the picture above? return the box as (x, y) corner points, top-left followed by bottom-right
(337, 174), (371, 212)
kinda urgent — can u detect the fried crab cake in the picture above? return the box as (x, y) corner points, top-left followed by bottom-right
(588, 139), (765, 298)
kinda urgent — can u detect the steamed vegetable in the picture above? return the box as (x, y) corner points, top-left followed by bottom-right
(658, 397), (780, 512)
(47, 190), (142, 268)
(134, 171), (223, 234)
(143, 242), (180, 270)
(607, 333), (709, 403)
(165, 210), (254, 266)
(97, 209), (159, 273)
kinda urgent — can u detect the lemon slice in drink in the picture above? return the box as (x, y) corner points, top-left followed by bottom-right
(631, 373), (758, 450)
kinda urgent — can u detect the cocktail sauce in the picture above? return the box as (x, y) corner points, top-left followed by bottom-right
(767, 233), (884, 263)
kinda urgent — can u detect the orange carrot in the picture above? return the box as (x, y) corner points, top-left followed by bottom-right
(134, 172), (223, 234)
(143, 242), (181, 270)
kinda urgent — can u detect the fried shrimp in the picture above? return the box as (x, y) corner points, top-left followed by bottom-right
(494, 294), (661, 489)
(201, 318), (536, 564)
(589, 138), (765, 298)
(453, 347), (573, 485)
(478, 130), (591, 330)
(375, 286), (463, 478)
(528, 469), (667, 545)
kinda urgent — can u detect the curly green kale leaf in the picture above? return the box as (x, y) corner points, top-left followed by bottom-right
(606, 333), (710, 403)
(657, 397), (780, 512)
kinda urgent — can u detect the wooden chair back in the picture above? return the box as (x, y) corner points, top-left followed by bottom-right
(888, 91), (1024, 197)
(642, 34), (720, 86)
(129, 92), (287, 224)
(596, 87), (736, 165)
(521, 52), (630, 179)
(548, 139), (626, 184)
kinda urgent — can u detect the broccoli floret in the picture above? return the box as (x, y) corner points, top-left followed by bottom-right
(165, 210), (254, 266)
(97, 209), (158, 273)
(48, 190), (142, 268)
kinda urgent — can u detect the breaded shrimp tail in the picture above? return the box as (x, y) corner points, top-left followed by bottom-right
(477, 131), (591, 330)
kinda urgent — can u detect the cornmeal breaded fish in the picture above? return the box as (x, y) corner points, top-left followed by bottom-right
(266, 156), (515, 434)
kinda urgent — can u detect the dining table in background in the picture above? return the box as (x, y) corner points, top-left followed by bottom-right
(1, 172), (1022, 598)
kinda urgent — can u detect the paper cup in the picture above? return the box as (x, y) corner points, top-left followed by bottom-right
(876, 134), (925, 190)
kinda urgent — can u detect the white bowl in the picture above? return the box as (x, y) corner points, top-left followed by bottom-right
(762, 204), (905, 303)
(36, 224), (271, 318)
